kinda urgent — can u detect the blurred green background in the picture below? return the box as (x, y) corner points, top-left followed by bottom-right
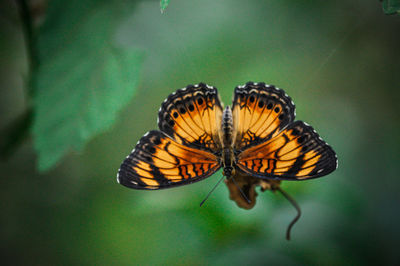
(1, 0), (400, 265)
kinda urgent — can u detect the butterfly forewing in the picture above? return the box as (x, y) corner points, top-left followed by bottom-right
(232, 82), (296, 151)
(158, 83), (223, 153)
(118, 130), (220, 190)
(237, 121), (337, 180)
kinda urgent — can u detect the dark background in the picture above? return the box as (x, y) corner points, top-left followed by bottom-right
(1, 0), (400, 265)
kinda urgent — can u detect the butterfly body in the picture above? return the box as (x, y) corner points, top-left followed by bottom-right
(118, 82), (337, 209)
(221, 106), (236, 179)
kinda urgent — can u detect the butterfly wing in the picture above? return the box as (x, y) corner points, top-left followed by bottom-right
(232, 82), (296, 151)
(158, 83), (223, 153)
(237, 121), (337, 180)
(118, 131), (221, 190)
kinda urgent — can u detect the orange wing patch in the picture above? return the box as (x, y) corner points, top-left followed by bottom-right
(232, 82), (296, 151)
(158, 83), (223, 153)
(237, 121), (337, 180)
(118, 130), (221, 190)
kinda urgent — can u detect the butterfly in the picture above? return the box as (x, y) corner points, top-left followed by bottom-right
(117, 82), (337, 240)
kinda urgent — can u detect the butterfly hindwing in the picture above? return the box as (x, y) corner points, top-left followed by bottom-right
(232, 82), (296, 151)
(237, 121), (337, 180)
(118, 130), (221, 190)
(158, 83), (223, 153)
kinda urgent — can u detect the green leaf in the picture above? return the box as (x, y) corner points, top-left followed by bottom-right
(32, 0), (143, 171)
(382, 0), (400, 15)
(160, 0), (170, 13)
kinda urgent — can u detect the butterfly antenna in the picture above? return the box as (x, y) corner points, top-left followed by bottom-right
(276, 187), (301, 241)
(230, 176), (251, 204)
(200, 175), (225, 207)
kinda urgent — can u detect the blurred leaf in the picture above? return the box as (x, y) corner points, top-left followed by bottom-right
(160, 0), (170, 13)
(382, 0), (400, 14)
(32, 0), (143, 171)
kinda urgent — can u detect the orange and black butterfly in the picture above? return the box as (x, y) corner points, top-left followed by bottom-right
(117, 82), (337, 239)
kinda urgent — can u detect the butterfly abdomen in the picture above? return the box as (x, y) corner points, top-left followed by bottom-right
(221, 106), (235, 177)
(222, 106), (234, 147)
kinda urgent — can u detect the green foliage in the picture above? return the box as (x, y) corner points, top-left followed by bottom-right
(32, 0), (143, 171)
(160, 0), (170, 13)
(382, 0), (400, 14)
(2, 0), (400, 265)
